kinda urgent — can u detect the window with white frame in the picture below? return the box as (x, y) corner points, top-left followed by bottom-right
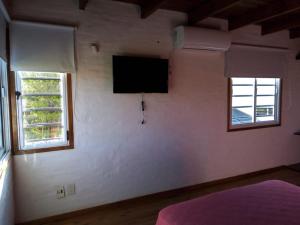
(229, 77), (281, 130)
(0, 59), (10, 158)
(13, 72), (73, 151)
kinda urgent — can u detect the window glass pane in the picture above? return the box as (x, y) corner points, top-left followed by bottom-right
(22, 79), (60, 95)
(0, 102), (4, 154)
(256, 89), (276, 123)
(256, 96), (275, 106)
(256, 106), (275, 122)
(23, 96), (61, 109)
(232, 86), (254, 96)
(23, 110), (62, 125)
(17, 72), (68, 150)
(232, 96), (254, 107)
(256, 78), (276, 85)
(0, 92), (3, 149)
(257, 86), (275, 95)
(0, 118), (3, 149)
(232, 107), (253, 125)
(24, 126), (63, 143)
(0, 59), (6, 157)
(232, 78), (255, 85)
(231, 78), (255, 125)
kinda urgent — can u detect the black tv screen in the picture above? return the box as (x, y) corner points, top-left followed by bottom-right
(113, 56), (168, 93)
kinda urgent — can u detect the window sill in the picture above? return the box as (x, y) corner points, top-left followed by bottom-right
(227, 123), (281, 132)
(13, 144), (74, 155)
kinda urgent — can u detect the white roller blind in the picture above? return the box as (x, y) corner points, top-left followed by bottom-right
(0, 10), (6, 61)
(225, 45), (287, 78)
(10, 21), (75, 73)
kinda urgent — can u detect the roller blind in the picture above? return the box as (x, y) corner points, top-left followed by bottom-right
(225, 45), (287, 78)
(0, 10), (6, 61)
(10, 21), (75, 73)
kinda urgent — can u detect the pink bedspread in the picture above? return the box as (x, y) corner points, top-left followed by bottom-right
(156, 180), (300, 225)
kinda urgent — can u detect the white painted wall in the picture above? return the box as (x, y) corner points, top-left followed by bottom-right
(11, 0), (300, 223)
(0, 155), (14, 225)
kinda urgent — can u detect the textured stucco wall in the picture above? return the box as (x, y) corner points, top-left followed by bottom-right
(10, 0), (300, 223)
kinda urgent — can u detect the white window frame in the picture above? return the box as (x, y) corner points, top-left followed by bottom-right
(0, 59), (10, 159)
(15, 72), (70, 150)
(0, 72), (5, 158)
(228, 77), (282, 131)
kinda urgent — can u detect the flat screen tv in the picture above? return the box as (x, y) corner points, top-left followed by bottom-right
(113, 55), (168, 93)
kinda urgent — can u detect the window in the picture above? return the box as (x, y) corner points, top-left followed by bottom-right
(0, 59), (10, 159)
(228, 78), (281, 131)
(0, 64), (5, 158)
(10, 72), (74, 154)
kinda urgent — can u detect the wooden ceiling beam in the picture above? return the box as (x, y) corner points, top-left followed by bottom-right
(290, 27), (300, 39)
(79, 0), (89, 10)
(229, 0), (300, 31)
(140, 0), (167, 19)
(188, 0), (241, 25)
(261, 12), (300, 35)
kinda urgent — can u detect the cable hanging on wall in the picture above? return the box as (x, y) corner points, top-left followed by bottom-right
(141, 93), (145, 125)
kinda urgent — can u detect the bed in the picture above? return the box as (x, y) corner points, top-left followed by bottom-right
(156, 180), (300, 225)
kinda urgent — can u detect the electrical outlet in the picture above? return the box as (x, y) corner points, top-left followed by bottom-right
(65, 184), (76, 196)
(56, 185), (65, 199)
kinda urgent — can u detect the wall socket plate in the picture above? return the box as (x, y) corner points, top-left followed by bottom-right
(66, 184), (76, 196)
(56, 185), (66, 199)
